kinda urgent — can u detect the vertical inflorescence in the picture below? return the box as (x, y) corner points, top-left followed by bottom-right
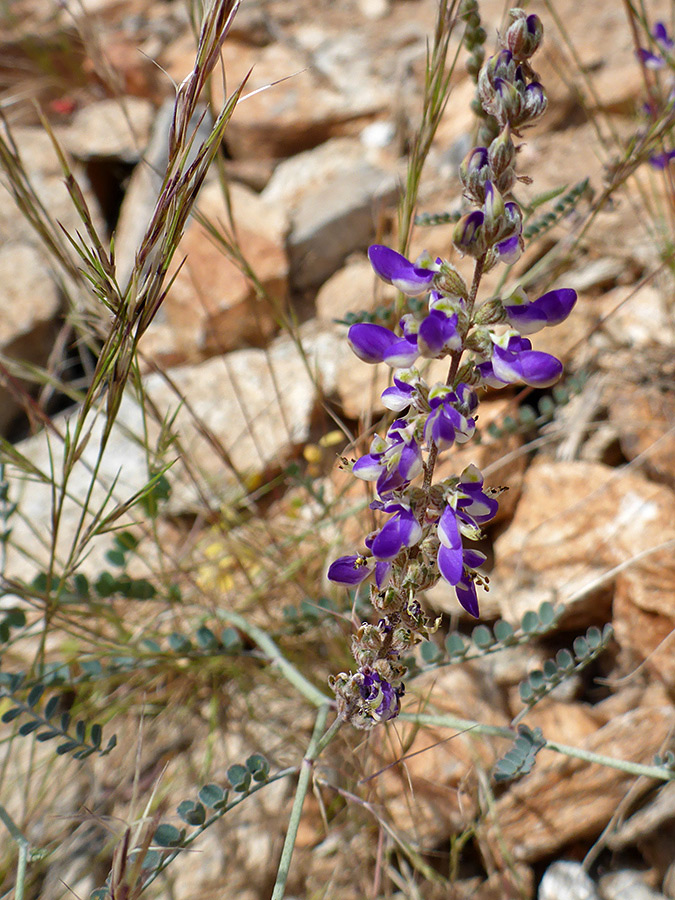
(328, 9), (578, 729)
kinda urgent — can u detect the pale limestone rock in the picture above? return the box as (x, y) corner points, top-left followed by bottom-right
(112, 100), (214, 290)
(599, 871), (667, 900)
(138, 179), (288, 366)
(539, 862), (599, 900)
(262, 137), (398, 289)
(57, 97), (154, 162)
(0, 126), (105, 246)
(162, 36), (385, 160)
(493, 460), (675, 634)
(5, 396), (149, 579)
(315, 256), (388, 323)
(599, 283), (675, 348)
(141, 321), (346, 507)
(0, 242), (61, 433)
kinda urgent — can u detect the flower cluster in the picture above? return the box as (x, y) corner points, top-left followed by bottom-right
(328, 9), (577, 729)
(636, 21), (675, 169)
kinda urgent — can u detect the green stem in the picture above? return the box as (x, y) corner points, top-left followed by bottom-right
(271, 704), (330, 900)
(0, 804), (29, 900)
(398, 713), (675, 782)
(214, 608), (331, 708)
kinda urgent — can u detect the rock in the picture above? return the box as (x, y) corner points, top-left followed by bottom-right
(161, 35), (385, 160)
(138, 179), (288, 366)
(487, 706), (675, 864)
(379, 663), (511, 843)
(539, 861), (599, 900)
(5, 395), (149, 579)
(492, 460), (675, 630)
(605, 379), (675, 487)
(141, 321), (345, 508)
(262, 138), (398, 290)
(0, 242), (61, 434)
(57, 97), (155, 162)
(599, 283), (675, 349)
(315, 255), (392, 323)
(599, 870), (667, 900)
(0, 126), (105, 247)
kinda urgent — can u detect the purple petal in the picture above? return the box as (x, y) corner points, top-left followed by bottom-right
(463, 548), (487, 569)
(496, 233), (522, 264)
(649, 150), (675, 169)
(438, 544), (463, 585)
(396, 441), (423, 482)
(382, 336), (420, 368)
(381, 379), (415, 411)
(352, 454), (382, 481)
(637, 47), (664, 68)
(654, 22), (673, 49)
(438, 505), (461, 550)
(456, 576), (479, 617)
(368, 245), (435, 296)
(370, 517), (405, 560)
(328, 555), (373, 586)
(492, 345), (563, 388)
(374, 561), (392, 589)
(348, 323), (398, 364)
(417, 310), (460, 357)
(504, 288), (576, 335)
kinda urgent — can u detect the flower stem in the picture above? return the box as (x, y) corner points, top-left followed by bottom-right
(398, 712), (675, 782)
(271, 704), (331, 900)
(0, 805), (29, 900)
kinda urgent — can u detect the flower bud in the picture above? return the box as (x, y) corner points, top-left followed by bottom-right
(474, 296), (506, 325)
(434, 261), (468, 299)
(521, 82), (548, 123)
(453, 210), (487, 257)
(459, 146), (489, 202)
(482, 181), (506, 237)
(488, 126), (516, 177)
(505, 9), (544, 61)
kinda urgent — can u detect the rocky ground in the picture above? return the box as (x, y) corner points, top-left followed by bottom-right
(1, 0), (675, 898)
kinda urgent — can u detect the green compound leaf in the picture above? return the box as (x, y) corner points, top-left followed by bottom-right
(515, 624), (614, 724)
(472, 625), (494, 649)
(198, 783), (225, 808)
(246, 753), (270, 781)
(227, 764), (251, 792)
(177, 800), (206, 826)
(494, 725), (546, 782)
(154, 823), (184, 847)
(493, 620), (515, 643)
(421, 640), (442, 663)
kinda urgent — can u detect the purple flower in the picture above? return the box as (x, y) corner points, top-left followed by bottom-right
(367, 504), (422, 560)
(328, 555), (391, 589)
(649, 149), (675, 169)
(348, 323), (419, 367)
(368, 245), (437, 296)
(455, 464), (500, 525)
(327, 554), (374, 586)
(476, 334), (563, 388)
(381, 375), (416, 411)
(424, 388), (476, 450)
(504, 287), (577, 334)
(417, 309), (461, 358)
(437, 505), (464, 584)
(435, 466), (497, 617)
(358, 667), (402, 722)
(352, 419), (423, 496)
(454, 209), (487, 256)
(637, 22), (673, 68)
